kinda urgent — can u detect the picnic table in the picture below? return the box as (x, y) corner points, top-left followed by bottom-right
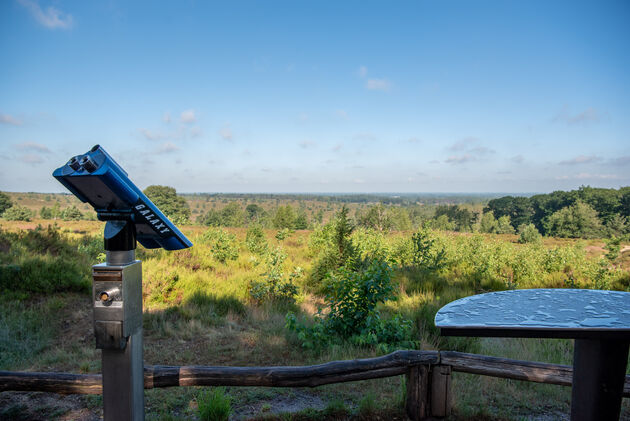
(434, 289), (630, 421)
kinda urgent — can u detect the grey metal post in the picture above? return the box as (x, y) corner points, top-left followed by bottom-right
(93, 249), (144, 421)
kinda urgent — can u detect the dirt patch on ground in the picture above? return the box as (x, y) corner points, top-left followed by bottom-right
(0, 392), (100, 421)
(232, 389), (327, 420)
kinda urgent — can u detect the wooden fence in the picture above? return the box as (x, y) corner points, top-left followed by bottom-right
(1, 350), (629, 420)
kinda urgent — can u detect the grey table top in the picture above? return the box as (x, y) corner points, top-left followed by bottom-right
(435, 289), (630, 339)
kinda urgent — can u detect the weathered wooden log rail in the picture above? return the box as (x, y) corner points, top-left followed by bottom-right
(1, 350), (629, 420)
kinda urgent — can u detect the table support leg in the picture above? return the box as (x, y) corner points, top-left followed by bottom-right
(570, 339), (629, 421)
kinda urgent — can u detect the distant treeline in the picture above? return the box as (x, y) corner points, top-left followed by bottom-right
(485, 186), (630, 239)
(3, 187), (629, 240)
(182, 192), (506, 205)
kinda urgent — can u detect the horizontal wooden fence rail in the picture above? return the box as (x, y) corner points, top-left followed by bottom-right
(1, 350), (628, 417)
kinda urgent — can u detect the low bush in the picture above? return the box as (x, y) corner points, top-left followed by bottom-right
(201, 228), (239, 263)
(287, 259), (415, 351)
(248, 247), (301, 305)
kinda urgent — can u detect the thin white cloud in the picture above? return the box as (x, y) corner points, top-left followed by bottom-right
(140, 129), (166, 141)
(449, 137), (479, 151)
(15, 141), (51, 153)
(18, 0), (73, 29)
(180, 109), (196, 124)
(358, 66), (368, 78)
(20, 154), (44, 164)
(353, 132), (377, 142)
(558, 155), (602, 165)
(553, 106), (600, 125)
(335, 109), (348, 119)
(446, 137), (494, 163)
(469, 146), (495, 155)
(299, 140), (315, 149)
(511, 155), (524, 164)
(190, 126), (203, 138)
(445, 154), (475, 164)
(0, 113), (22, 126)
(163, 112), (172, 123)
(407, 137), (422, 144)
(155, 142), (179, 154)
(556, 173), (619, 180)
(610, 156), (630, 166)
(366, 78), (391, 92)
(219, 125), (233, 141)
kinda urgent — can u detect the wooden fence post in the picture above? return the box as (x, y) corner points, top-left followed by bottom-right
(406, 365), (429, 420)
(430, 365), (452, 418)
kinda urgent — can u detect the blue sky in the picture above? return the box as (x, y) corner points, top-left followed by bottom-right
(1, 0), (629, 193)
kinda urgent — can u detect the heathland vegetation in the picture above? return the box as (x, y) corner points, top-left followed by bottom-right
(0, 187), (629, 419)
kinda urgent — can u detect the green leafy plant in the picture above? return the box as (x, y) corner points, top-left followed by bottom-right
(197, 387), (232, 421)
(287, 259), (414, 350)
(518, 223), (542, 244)
(248, 247), (301, 304)
(245, 224), (268, 255)
(411, 227), (446, 271)
(202, 228), (239, 263)
(275, 228), (291, 241)
(3, 205), (33, 221)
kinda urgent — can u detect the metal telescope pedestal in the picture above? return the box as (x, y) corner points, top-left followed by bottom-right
(92, 221), (145, 421)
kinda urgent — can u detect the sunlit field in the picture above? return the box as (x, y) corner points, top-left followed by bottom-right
(1, 205), (628, 420)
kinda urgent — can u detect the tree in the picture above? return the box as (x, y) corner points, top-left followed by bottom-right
(543, 201), (603, 239)
(577, 186), (620, 225)
(40, 206), (53, 219)
(273, 205), (296, 229)
(358, 204), (392, 232)
(61, 205), (83, 221)
(220, 202), (244, 227)
(199, 209), (221, 226)
(485, 196), (534, 229)
(294, 207), (309, 229)
(518, 223), (542, 244)
(0, 192), (12, 215)
(143, 185), (190, 225)
(334, 205), (355, 265)
(3, 205), (33, 221)
(480, 211), (499, 234)
(496, 215), (515, 234)
(605, 214), (628, 238)
(434, 205), (477, 232)
(429, 214), (454, 231)
(245, 204), (265, 223)
(389, 207), (412, 231)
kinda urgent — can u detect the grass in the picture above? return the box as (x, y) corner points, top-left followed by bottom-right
(1, 219), (629, 419)
(197, 387), (232, 421)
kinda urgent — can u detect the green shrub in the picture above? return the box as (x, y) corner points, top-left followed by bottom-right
(197, 387), (231, 421)
(287, 259), (414, 350)
(202, 228), (239, 263)
(245, 224), (268, 255)
(61, 205), (83, 221)
(3, 205), (33, 221)
(248, 247), (300, 304)
(518, 223), (542, 244)
(411, 227), (446, 271)
(275, 228), (291, 241)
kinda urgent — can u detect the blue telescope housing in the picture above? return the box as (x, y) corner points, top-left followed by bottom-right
(53, 145), (192, 250)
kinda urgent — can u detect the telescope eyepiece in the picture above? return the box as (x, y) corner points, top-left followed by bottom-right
(79, 155), (98, 173)
(68, 156), (82, 171)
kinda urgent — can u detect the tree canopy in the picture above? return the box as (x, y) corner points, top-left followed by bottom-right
(143, 185), (190, 225)
(0, 192), (12, 215)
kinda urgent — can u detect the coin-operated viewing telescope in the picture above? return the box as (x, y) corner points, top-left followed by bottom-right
(53, 145), (192, 421)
